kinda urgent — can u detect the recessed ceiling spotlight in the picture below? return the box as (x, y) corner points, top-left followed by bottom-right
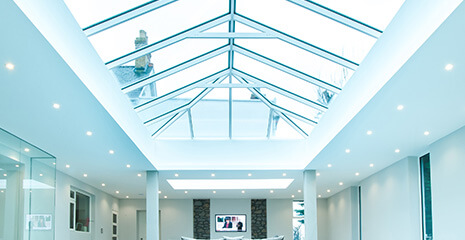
(397, 105), (404, 111)
(158, 191), (161, 194)
(355, 172), (360, 176)
(126, 164), (131, 168)
(369, 163), (374, 167)
(318, 194), (322, 198)
(270, 190), (274, 193)
(86, 131), (93, 136)
(316, 172), (320, 176)
(109, 150), (114, 154)
(366, 130), (373, 135)
(327, 164), (332, 168)
(345, 149), (350, 153)
(424, 131), (430, 136)
(184, 191), (188, 194)
(65, 164), (70, 168)
(101, 183), (106, 187)
(3, 174), (7, 177)
(445, 63), (454, 71)
(15, 164), (19, 168)
(241, 190), (245, 194)
(248, 173), (252, 177)
(52, 162), (56, 165)
(174, 173), (179, 177)
(115, 191), (119, 194)
(282, 173), (287, 176)
(213, 191), (216, 194)
(137, 173), (142, 177)
(39, 173), (43, 177)
(291, 195), (295, 198)
(395, 149), (400, 153)
(326, 189), (331, 193)
(164, 196), (168, 199)
(53, 103), (60, 109)
(24, 148), (30, 152)
(339, 182), (343, 186)
(211, 173), (215, 177)
(0, 190), (3, 193)
(126, 196), (129, 199)
(298, 190), (302, 193)
(83, 173), (88, 177)
(5, 63), (15, 70)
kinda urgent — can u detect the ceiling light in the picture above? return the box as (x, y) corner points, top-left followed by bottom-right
(0, 190), (3, 193)
(298, 190), (302, 193)
(101, 183), (106, 187)
(395, 149), (400, 153)
(211, 173), (215, 177)
(184, 191), (188, 194)
(445, 63), (454, 71)
(397, 105), (404, 110)
(109, 150), (114, 154)
(126, 164), (131, 168)
(318, 194), (322, 198)
(345, 149), (350, 153)
(126, 196), (129, 199)
(355, 172), (360, 176)
(270, 190), (274, 193)
(282, 173), (287, 176)
(86, 131), (93, 136)
(83, 174), (87, 177)
(248, 173), (252, 177)
(339, 182), (343, 186)
(53, 162), (56, 165)
(174, 173), (179, 177)
(39, 174), (43, 177)
(326, 189), (331, 193)
(115, 191), (119, 194)
(158, 191), (161, 194)
(370, 163), (374, 167)
(327, 164), (332, 168)
(164, 196), (167, 199)
(65, 164), (70, 168)
(424, 131), (430, 136)
(3, 174), (7, 177)
(53, 103), (60, 109)
(137, 173), (142, 177)
(213, 191), (216, 194)
(291, 195), (295, 198)
(367, 130), (373, 135)
(24, 148), (30, 152)
(316, 172), (320, 176)
(5, 63), (15, 70)
(241, 190), (245, 194)
(167, 179), (294, 190)
(15, 165), (19, 168)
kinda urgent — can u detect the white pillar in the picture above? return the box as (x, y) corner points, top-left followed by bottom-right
(304, 170), (317, 240)
(146, 171), (159, 240)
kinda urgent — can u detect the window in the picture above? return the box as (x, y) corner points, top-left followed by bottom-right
(70, 189), (91, 232)
(420, 153), (433, 240)
(292, 200), (305, 240)
(112, 211), (118, 240)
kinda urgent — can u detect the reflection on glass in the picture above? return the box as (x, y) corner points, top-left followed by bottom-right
(75, 192), (90, 232)
(236, 0), (376, 63)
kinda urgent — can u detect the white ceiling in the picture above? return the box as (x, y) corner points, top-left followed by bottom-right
(0, 0), (464, 200)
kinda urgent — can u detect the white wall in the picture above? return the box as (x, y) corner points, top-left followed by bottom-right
(119, 199), (194, 240)
(267, 199), (293, 240)
(326, 187), (358, 240)
(430, 125), (465, 240)
(55, 171), (119, 240)
(317, 199), (328, 240)
(210, 199), (252, 239)
(359, 157), (421, 240)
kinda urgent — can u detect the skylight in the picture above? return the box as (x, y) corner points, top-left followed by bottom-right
(64, 0), (405, 140)
(167, 179), (294, 190)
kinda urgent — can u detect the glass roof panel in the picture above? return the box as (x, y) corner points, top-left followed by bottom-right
(157, 111), (192, 139)
(235, 39), (353, 88)
(145, 116), (172, 137)
(236, 0), (377, 63)
(190, 88), (229, 139)
(308, 0), (405, 30)
(234, 53), (328, 104)
(286, 115), (315, 136)
(232, 88), (269, 139)
(269, 113), (305, 140)
(63, 0), (149, 28)
(87, 0), (229, 62)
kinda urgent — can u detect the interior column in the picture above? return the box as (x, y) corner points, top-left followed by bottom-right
(304, 170), (317, 240)
(146, 171), (160, 240)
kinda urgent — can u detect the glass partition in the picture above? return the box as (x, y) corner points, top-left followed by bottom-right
(0, 128), (56, 240)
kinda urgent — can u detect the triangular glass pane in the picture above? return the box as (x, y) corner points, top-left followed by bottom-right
(286, 115), (315, 136)
(88, 0), (229, 62)
(236, 0), (376, 63)
(190, 88), (229, 139)
(269, 112), (305, 139)
(232, 88), (269, 139)
(157, 111), (192, 139)
(202, 22), (230, 33)
(234, 21), (263, 33)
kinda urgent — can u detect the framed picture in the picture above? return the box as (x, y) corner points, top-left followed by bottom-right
(26, 214), (52, 230)
(215, 214), (246, 232)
